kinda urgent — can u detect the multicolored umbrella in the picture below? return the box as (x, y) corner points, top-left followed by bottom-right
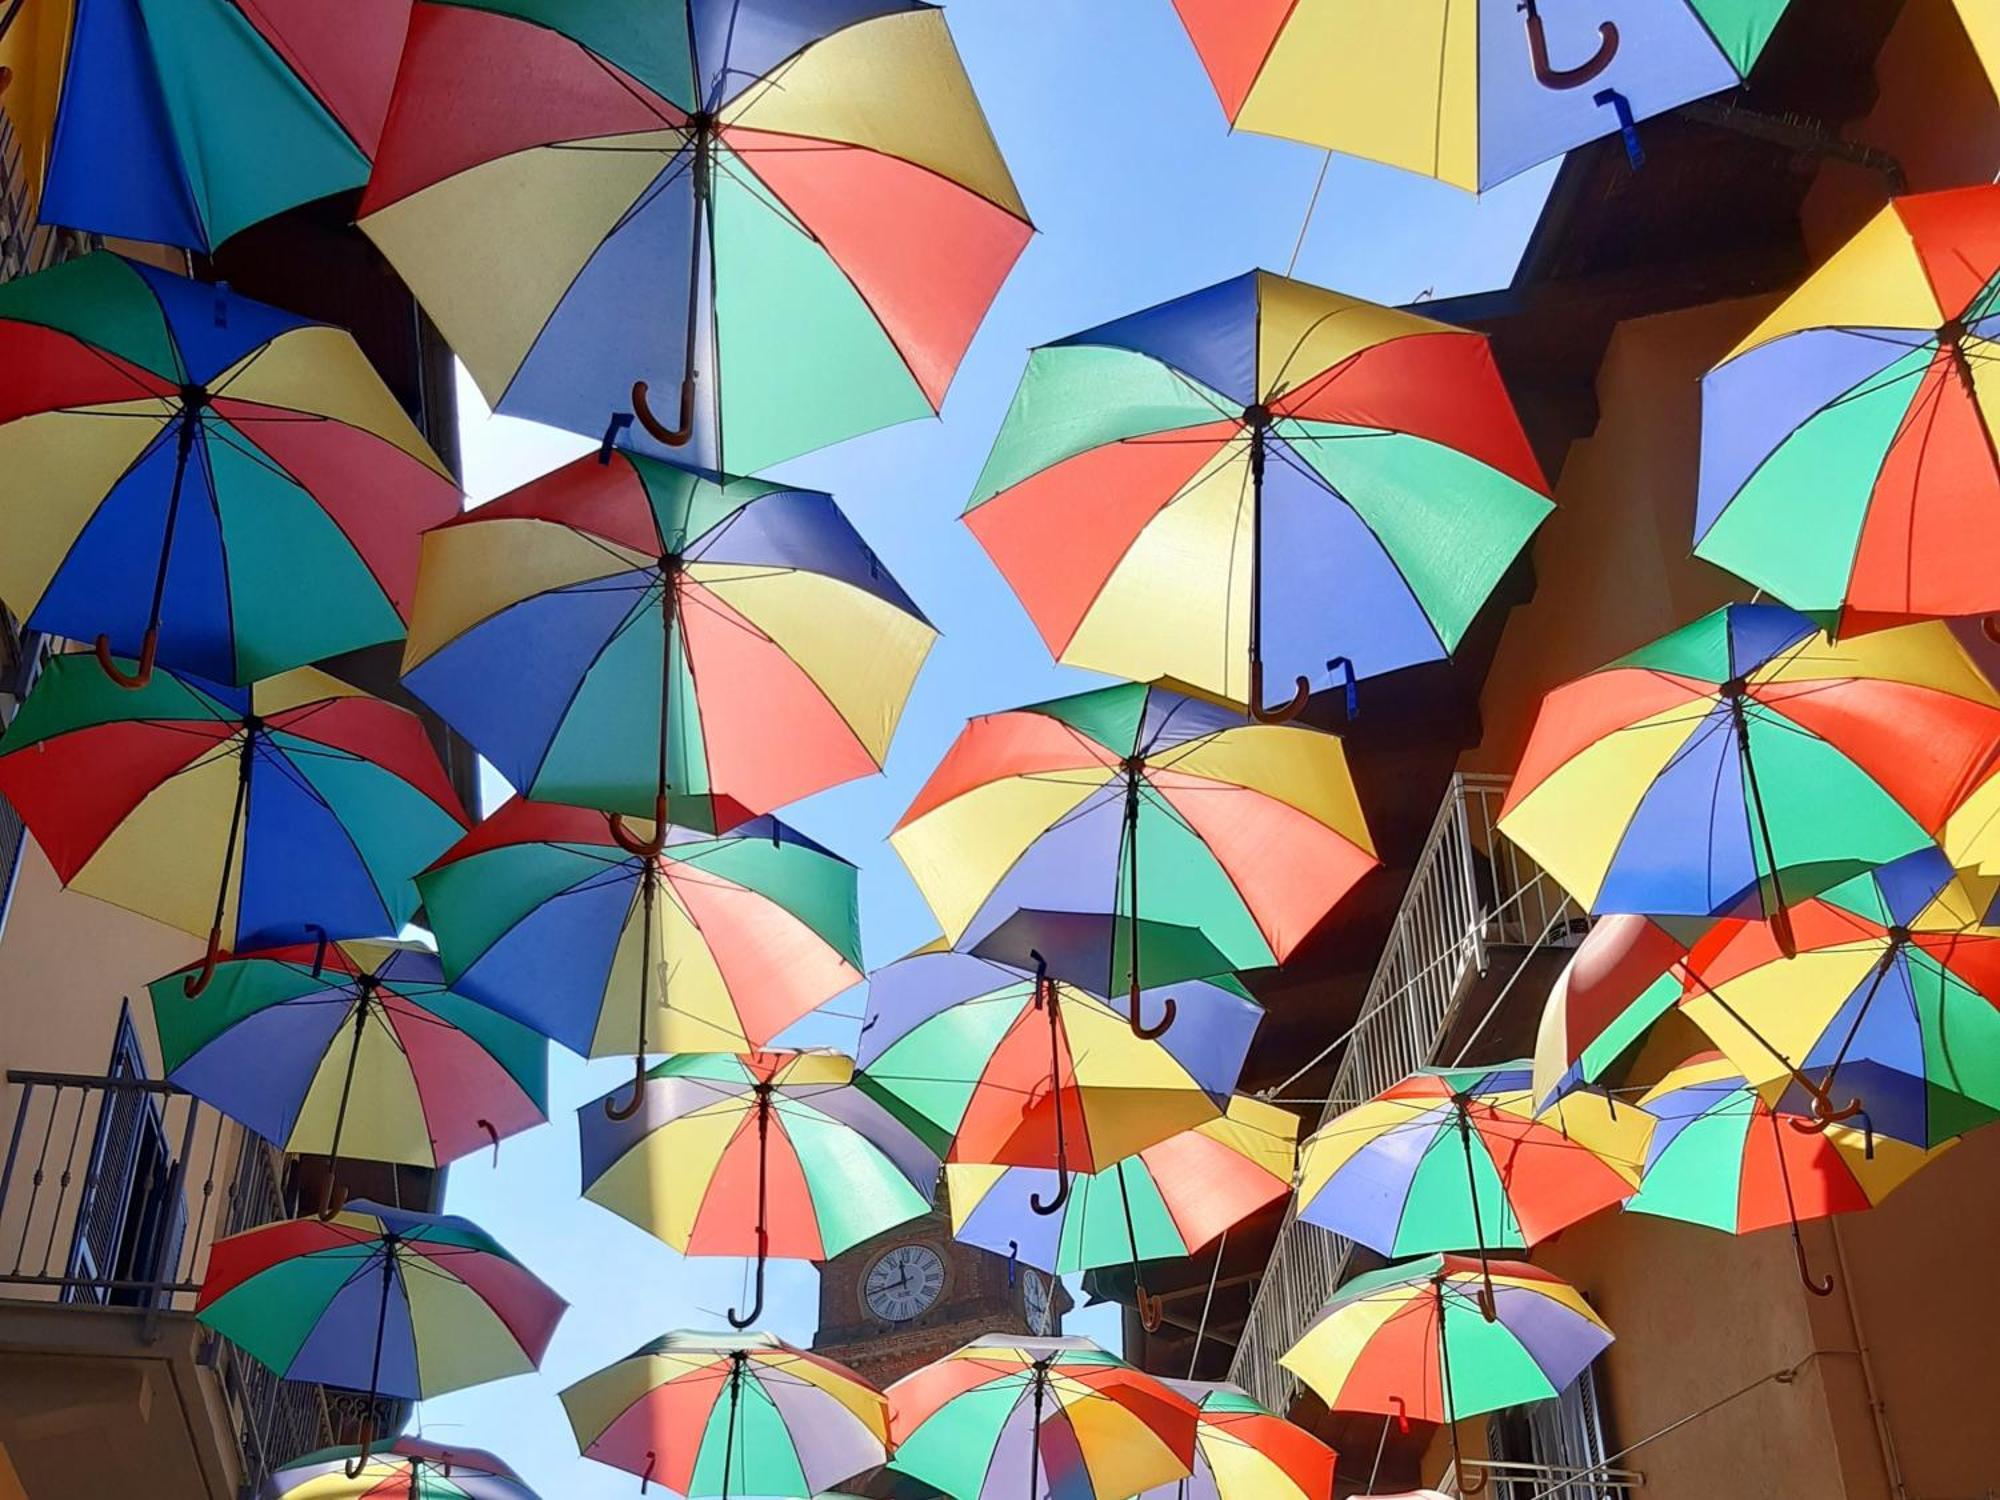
(417, 799), (862, 1100)
(1697, 186), (2000, 624)
(0, 656), (468, 993)
(887, 1336), (1200, 1500)
(147, 939), (546, 1197)
(562, 1331), (889, 1500)
(198, 1204), (565, 1471)
(1960, 0), (2000, 97)
(359, 0), (1031, 475)
(41, 0), (411, 250)
(263, 1436), (539, 1499)
(1169, 1), (1792, 192)
(891, 681), (1375, 1032)
(965, 271), (1550, 714)
(1531, 914), (1697, 1109)
(1497, 604), (2000, 949)
(577, 1051), (938, 1328)
(0, 252), (458, 687)
(1135, 1382), (1336, 1500)
(402, 449), (932, 837)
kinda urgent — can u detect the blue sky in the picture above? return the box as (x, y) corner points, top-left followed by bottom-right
(417, 2), (1555, 1491)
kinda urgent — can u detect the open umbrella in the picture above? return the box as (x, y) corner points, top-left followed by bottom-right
(263, 1437), (539, 1500)
(1136, 1382), (1336, 1500)
(1170, 1), (1792, 192)
(1697, 185), (2000, 624)
(965, 271), (1550, 715)
(1531, 914), (1698, 1109)
(0, 252), (459, 686)
(890, 681), (1375, 1035)
(562, 1331), (889, 1500)
(887, 1336), (1199, 1500)
(402, 449), (932, 838)
(359, 0), (1030, 475)
(578, 1051), (938, 1328)
(0, 656), (468, 994)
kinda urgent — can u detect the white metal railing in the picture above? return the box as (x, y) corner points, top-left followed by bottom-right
(1444, 1458), (1646, 1497)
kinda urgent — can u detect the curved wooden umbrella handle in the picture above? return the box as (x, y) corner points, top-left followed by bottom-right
(1521, 1), (1620, 90)
(315, 1176), (352, 1223)
(182, 928), (225, 998)
(607, 795), (669, 857)
(1389, 1394), (1410, 1435)
(1460, 1461), (1492, 1494)
(342, 1415), (376, 1480)
(95, 628), (157, 690)
(726, 1228), (768, 1329)
(604, 1055), (649, 1121)
(1029, 1170), (1072, 1216)
(1248, 659), (1310, 724)
(1135, 1281), (1164, 1333)
(639, 1451), (657, 1495)
(1128, 978), (1177, 1040)
(1793, 1230), (1835, 1297)
(631, 378), (696, 448)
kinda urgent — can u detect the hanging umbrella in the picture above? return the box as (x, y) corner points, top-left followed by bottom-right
(263, 1436), (539, 1500)
(1135, 1381), (1336, 1500)
(358, 0), (1031, 475)
(1497, 604), (2000, 951)
(1169, 1), (1792, 192)
(965, 271), (1550, 715)
(1697, 185), (2000, 624)
(1960, 1), (2000, 97)
(198, 1203), (565, 1474)
(948, 1096), (1295, 1333)
(562, 1331), (889, 1500)
(417, 798), (861, 1109)
(578, 1051), (938, 1329)
(401, 449), (932, 837)
(146, 939), (546, 1208)
(0, 655), (468, 994)
(887, 1335), (1199, 1500)
(890, 680), (1375, 1035)
(40, 0), (411, 250)
(1531, 914), (1699, 1109)
(0, 251), (458, 686)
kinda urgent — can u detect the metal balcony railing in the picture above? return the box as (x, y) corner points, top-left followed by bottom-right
(1441, 1458), (1646, 1497)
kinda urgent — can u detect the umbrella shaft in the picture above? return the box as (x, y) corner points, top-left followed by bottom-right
(145, 410), (201, 635)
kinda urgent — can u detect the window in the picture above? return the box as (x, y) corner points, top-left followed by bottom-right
(1486, 1362), (1621, 1497)
(64, 1004), (186, 1305)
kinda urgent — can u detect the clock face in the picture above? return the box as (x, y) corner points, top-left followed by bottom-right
(863, 1243), (946, 1323)
(1022, 1268), (1052, 1336)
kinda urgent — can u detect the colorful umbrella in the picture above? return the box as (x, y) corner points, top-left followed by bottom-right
(1136, 1382), (1336, 1500)
(1531, 914), (1696, 1109)
(1497, 604), (2000, 949)
(147, 939), (546, 1198)
(198, 1203), (565, 1472)
(0, 252), (458, 686)
(358, 0), (1031, 475)
(578, 1051), (938, 1328)
(1697, 185), (2000, 624)
(890, 681), (1375, 1033)
(1169, 1), (1792, 192)
(263, 1437), (539, 1499)
(41, 0), (411, 250)
(0, 656), (468, 993)
(417, 799), (862, 1100)
(562, 1331), (889, 1500)
(402, 449), (932, 837)
(887, 1336), (1200, 1500)
(1960, 1), (2000, 98)
(965, 271), (1550, 715)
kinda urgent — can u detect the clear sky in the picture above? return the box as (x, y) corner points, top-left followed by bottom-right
(416, 2), (1556, 1491)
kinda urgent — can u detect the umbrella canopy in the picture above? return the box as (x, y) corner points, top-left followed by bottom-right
(1136, 1382), (1336, 1500)
(887, 1336), (1199, 1500)
(0, 656), (468, 992)
(578, 1051), (938, 1328)
(1497, 604), (2000, 944)
(562, 1331), (889, 1500)
(0, 252), (458, 686)
(147, 939), (546, 1177)
(1169, 1), (1792, 192)
(1960, 1), (2000, 96)
(402, 450), (933, 833)
(263, 1437), (538, 1499)
(359, 0), (1031, 475)
(964, 271), (1550, 712)
(1531, 914), (1697, 1109)
(41, 0), (411, 250)
(1697, 186), (2000, 624)
(890, 681), (1375, 1028)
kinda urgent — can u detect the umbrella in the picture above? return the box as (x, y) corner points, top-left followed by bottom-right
(1531, 914), (1698, 1109)
(0, 655), (468, 994)
(40, 0), (410, 250)
(147, 938), (547, 1206)
(417, 798), (862, 1104)
(965, 271), (1550, 715)
(890, 681), (1375, 1034)
(402, 449), (932, 838)
(1294, 1064), (1650, 1314)
(0, 252), (459, 687)
(887, 1335), (1199, 1500)
(948, 1096), (1295, 1332)
(358, 0), (1031, 476)
(1961, 1), (2000, 97)
(1135, 1381), (1336, 1500)
(262, 1436), (539, 1499)
(198, 1203), (565, 1474)
(578, 1051), (938, 1328)
(1169, 1), (1792, 192)
(856, 950), (1262, 1212)
(1696, 185), (2000, 624)
(562, 1331), (889, 1500)
(1496, 604), (2000, 951)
